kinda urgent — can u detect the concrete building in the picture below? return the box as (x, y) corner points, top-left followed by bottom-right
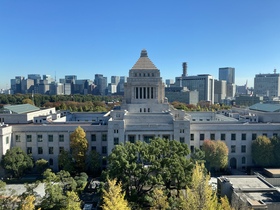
(219, 67), (235, 84)
(1, 50), (280, 172)
(174, 74), (214, 103)
(218, 175), (280, 209)
(214, 80), (227, 104)
(165, 87), (199, 105)
(254, 73), (280, 98)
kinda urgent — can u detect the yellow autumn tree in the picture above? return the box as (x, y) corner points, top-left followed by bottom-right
(178, 162), (221, 210)
(61, 191), (81, 210)
(70, 126), (88, 171)
(20, 195), (36, 210)
(102, 179), (130, 210)
(150, 188), (169, 210)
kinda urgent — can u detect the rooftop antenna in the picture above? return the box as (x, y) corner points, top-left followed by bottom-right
(274, 68), (277, 74)
(55, 71), (57, 83)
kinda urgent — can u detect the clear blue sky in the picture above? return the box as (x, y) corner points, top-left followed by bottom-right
(1, 0), (280, 89)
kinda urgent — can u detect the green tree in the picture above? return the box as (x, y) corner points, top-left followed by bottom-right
(74, 172), (88, 193)
(86, 150), (101, 175)
(202, 140), (228, 171)
(1, 147), (33, 178)
(252, 135), (274, 167)
(22, 98), (34, 105)
(106, 138), (193, 205)
(106, 141), (161, 203)
(35, 158), (49, 174)
(149, 138), (192, 196)
(58, 150), (74, 173)
(191, 148), (205, 164)
(70, 126), (89, 171)
(177, 163), (221, 210)
(102, 179), (130, 210)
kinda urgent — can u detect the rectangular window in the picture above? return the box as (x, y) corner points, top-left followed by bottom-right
(200, 134), (205, 141)
(241, 145), (246, 153)
(210, 133), (215, 140)
(59, 134), (64, 142)
(91, 134), (96, 141)
(102, 146), (107, 154)
(114, 129), (118, 133)
(162, 135), (170, 140)
(221, 133), (226, 141)
(144, 135), (153, 143)
(114, 137), (119, 145)
(190, 134), (194, 141)
(102, 134), (107, 141)
(27, 147), (32, 154)
(15, 135), (21, 142)
(252, 133), (257, 140)
(180, 129), (184, 133)
(231, 133), (236, 141)
(242, 133), (246, 141)
(6, 137), (9, 144)
(231, 145), (236, 153)
(263, 133), (267, 137)
(59, 147), (64, 154)
(128, 135), (135, 143)
(190, 146), (194, 153)
(26, 135), (32, 142)
(180, 137), (185, 143)
(242, 157), (246, 164)
(38, 147), (43, 154)
(48, 135), (53, 142)
(91, 146), (96, 151)
(273, 133), (278, 137)
(49, 147), (54, 154)
(37, 134), (43, 142)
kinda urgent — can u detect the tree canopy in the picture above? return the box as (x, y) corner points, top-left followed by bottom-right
(202, 140), (228, 171)
(251, 135), (279, 167)
(106, 138), (193, 205)
(70, 126), (89, 171)
(102, 179), (130, 210)
(1, 147), (33, 178)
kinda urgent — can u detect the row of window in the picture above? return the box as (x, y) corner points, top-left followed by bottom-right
(27, 145), (108, 155)
(16, 133), (110, 143)
(134, 73), (155, 77)
(190, 133), (277, 141)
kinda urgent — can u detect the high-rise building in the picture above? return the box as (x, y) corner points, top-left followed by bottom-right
(254, 73), (280, 97)
(175, 74), (214, 103)
(219, 67), (235, 84)
(10, 76), (24, 94)
(94, 74), (107, 95)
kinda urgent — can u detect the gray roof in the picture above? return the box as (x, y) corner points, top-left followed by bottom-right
(249, 103), (280, 112)
(3, 104), (40, 114)
(131, 49), (158, 70)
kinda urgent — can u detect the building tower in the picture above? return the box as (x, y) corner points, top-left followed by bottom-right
(219, 67), (235, 84)
(124, 49), (165, 105)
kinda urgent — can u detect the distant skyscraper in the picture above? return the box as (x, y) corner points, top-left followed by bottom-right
(165, 79), (174, 87)
(254, 73), (280, 97)
(219, 67), (235, 84)
(94, 74), (107, 95)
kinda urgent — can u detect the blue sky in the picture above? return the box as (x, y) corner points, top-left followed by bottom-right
(1, 0), (280, 89)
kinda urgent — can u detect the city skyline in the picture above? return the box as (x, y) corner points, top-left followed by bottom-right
(1, 0), (280, 89)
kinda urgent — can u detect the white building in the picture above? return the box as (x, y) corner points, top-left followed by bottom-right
(1, 50), (280, 172)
